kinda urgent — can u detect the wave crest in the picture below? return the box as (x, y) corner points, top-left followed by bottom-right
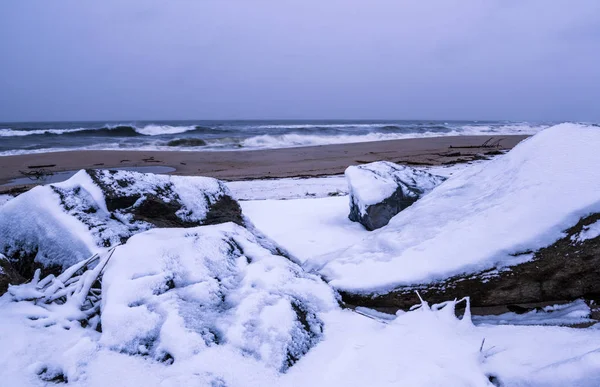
(0, 124), (199, 137)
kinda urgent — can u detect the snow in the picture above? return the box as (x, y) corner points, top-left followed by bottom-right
(319, 124), (600, 294)
(225, 162), (478, 202)
(0, 169), (232, 271)
(0, 194), (12, 208)
(5, 289), (600, 386)
(100, 223), (337, 371)
(573, 219), (600, 243)
(0, 182), (101, 270)
(2, 124), (600, 386)
(345, 161), (445, 215)
(241, 197), (367, 263)
(226, 176), (348, 200)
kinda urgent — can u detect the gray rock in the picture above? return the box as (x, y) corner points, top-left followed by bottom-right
(345, 162), (446, 230)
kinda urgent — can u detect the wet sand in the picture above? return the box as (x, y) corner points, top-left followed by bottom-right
(0, 135), (528, 192)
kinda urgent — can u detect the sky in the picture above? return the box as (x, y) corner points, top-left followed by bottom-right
(0, 0), (599, 122)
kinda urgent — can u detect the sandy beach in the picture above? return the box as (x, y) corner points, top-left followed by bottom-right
(0, 135), (527, 191)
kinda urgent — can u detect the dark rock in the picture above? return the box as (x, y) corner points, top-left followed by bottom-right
(202, 195), (244, 226)
(345, 161), (446, 231)
(166, 138), (207, 147)
(0, 255), (26, 295)
(340, 213), (600, 311)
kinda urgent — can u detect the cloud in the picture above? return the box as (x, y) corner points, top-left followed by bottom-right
(0, 0), (598, 121)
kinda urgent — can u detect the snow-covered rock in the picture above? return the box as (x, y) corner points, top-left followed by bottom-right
(319, 124), (600, 301)
(100, 223), (337, 371)
(345, 162), (445, 230)
(343, 212), (600, 310)
(0, 169), (242, 282)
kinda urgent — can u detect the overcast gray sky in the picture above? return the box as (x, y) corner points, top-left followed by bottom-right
(0, 0), (599, 122)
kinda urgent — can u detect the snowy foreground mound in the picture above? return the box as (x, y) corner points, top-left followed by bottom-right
(0, 169), (241, 284)
(101, 223), (337, 371)
(346, 161), (445, 230)
(320, 123), (600, 294)
(4, 289), (600, 386)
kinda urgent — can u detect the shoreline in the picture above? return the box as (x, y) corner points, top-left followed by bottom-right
(0, 135), (528, 192)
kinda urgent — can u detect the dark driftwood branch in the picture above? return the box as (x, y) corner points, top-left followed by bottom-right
(449, 137), (505, 149)
(19, 169), (55, 181)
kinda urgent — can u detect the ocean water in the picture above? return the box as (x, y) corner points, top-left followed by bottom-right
(0, 120), (554, 156)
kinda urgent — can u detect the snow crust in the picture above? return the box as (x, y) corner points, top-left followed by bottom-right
(0, 169), (230, 270)
(320, 124), (600, 293)
(2, 124), (600, 386)
(100, 223), (337, 371)
(345, 161), (445, 216)
(4, 291), (600, 386)
(573, 220), (600, 243)
(227, 176), (348, 201)
(0, 195), (12, 208)
(241, 197), (367, 263)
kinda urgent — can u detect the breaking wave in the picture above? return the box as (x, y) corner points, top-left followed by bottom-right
(238, 124), (545, 149)
(0, 120), (557, 155)
(0, 124), (199, 137)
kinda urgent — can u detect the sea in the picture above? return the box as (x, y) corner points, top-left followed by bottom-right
(0, 120), (557, 156)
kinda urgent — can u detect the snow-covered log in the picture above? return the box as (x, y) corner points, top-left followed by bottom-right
(345, 161), (445, 230)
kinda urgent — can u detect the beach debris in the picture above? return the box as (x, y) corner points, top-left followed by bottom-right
(345, 161), (446, 230)
(6, 248), (115, 330)
(27, 164), (57, 169)
(19, 169), (55, 181)
(449, 137), (505, 149)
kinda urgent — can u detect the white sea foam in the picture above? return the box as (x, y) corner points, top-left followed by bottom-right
(0, 124), (197, 137)
(238, 127), (542, 149)
(133, 124), (197, 136)
(0, 128), (88, 137)
(0, 122), (551, 155)
(240, 132), (444, 149)
(248, 123), (400, 129)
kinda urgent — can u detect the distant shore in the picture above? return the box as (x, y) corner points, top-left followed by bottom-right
(0, 135), (528, 193)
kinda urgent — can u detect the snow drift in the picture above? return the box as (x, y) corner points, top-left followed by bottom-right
(100, 223), (337, 371)
(319, 123), (600, 294)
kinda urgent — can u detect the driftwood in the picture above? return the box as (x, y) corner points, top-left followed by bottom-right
(19, 169), (54, 181)
(7, 248), (116, 329)
(449, 137), (505, 149)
